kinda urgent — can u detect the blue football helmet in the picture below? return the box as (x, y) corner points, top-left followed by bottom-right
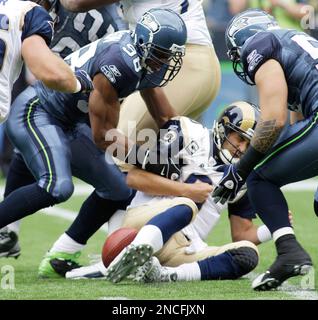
(134, 8), (187, 87)
(225, 9), (279, 85)
(213, 101), (260, 164)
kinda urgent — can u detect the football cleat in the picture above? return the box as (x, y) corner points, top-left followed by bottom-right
(38, 251), (81, 278)
(106, 244), (153, 284)
(133, 256), (177, 283)
(65, 261), (107, 280)
(0, 229), (20, 259)
(252, 250), (312, 291)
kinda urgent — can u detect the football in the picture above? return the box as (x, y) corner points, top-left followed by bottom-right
(102, 227), (138, 267)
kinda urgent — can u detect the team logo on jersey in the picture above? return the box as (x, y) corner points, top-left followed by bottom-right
(185, 140), (199, 156)
(101, 65), (121, 84)
(140, 13), (160, 33)
(162, 130), (177, 144)
(0, 14), (9, 30)
(247, 49), (263, 72)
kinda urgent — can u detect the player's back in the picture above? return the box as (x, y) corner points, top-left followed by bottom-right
(242, 29), (318, 117)
(49, 1), (127, 58)
(0, 0), (53, 121)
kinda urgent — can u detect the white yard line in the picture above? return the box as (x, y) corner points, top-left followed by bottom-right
(39, 205), (109, 233)
(245, 272), (318, 300)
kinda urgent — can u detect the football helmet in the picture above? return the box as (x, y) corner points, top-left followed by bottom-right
(225, 9), (279, 84)
(213, 101), (260, 164)
(134, 8), (187, 87)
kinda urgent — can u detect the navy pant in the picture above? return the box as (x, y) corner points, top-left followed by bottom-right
(5, 87), (132, 203)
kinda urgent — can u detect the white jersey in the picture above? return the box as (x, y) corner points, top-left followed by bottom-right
(129, 116), (225, 209)
(120, 0), (212, 46)
(129, 116), (247, 242)
(0, 0), (52, 122)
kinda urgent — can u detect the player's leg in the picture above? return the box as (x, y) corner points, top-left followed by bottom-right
(0, 88), (78, 277)
(40, 123), (134, 277)
(0, 152), (35, 258)
(117, 45), (220, 137)
(106, 198), (198, 283)
(0, 89), (73, 229)
(134, 241), (259, 283)
(247, 115), (318, 290)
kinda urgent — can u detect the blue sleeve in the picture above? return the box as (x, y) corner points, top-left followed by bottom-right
(227, 193), (257, 220)
(22, 5), (54, 45)
(241, 32), (281, 84)
(93, 44), (138, 95)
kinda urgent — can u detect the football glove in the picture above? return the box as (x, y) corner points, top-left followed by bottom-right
(142, 148), (182, 180)
(74, 69), (94, 94)
(125, 144), (182, 180)
(212, 164), (246, 205)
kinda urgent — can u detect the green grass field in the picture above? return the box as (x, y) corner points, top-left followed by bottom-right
(0, 184), (317, 300)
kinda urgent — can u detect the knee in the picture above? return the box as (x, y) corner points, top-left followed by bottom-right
(228, 244), (259, 278)
(53, 179), (74, 203)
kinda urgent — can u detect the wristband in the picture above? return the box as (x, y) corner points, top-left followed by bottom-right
(236, 145), (265, 178)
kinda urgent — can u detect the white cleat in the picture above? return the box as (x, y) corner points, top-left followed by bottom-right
(133, 256), (177, 283)
(65, 261), (107, 280)
(105, 244), (153, 284)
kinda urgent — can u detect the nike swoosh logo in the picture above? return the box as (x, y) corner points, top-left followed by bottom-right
(161, 167), (166, 176)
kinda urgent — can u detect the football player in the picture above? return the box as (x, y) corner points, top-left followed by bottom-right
(66, 102), (267, 282)
(104, 102), (261, 283)
(53, 0), (221, 133)
(0, 9), (187, 279)
(0, 0), (94, 123)
(213, 9), (316, 290)
(0, 0), (127, 257)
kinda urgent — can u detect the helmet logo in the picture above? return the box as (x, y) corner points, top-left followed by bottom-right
(228, 18), (248, 37)
(140, 13), (160, 34)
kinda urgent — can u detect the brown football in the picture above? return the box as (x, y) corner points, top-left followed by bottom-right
(102, 227), (138, 267)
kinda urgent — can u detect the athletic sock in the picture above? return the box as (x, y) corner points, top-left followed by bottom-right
(50, 233), (85, 254)
(66, 191), (133, 244)
(167, 262), (201, 281)
(0, 183), (57, 228)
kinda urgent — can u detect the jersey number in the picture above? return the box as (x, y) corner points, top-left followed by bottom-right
(292, 34), (318, 67)
(122, 43), (142, 72)
(180, 0), (189, 14)
(0, 13), (9, 72)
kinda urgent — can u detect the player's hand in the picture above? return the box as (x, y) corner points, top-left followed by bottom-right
(212, 164), (246, 205)
(75, 69), (94, 94)
(182, 181), (213, 204)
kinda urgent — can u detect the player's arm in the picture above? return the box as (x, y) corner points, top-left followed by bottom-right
(22, 35), (81, 93)
(89, 73), (131, 157)
(60, 0), (118, 12)
(236, 59), (288, 178)
(140, 87), (178, 129)
(127, 168), (213, 204)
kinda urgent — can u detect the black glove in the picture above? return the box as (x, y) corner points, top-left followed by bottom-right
(212, 164), (246, 205)
(74, 69), (94, 94)
(125, 144), (182, 180)
(144, 149), (181, 180)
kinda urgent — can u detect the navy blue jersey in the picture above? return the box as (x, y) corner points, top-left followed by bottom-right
(34, 31), (162, 124)
(22, 5), (53, 45)
(241, 29), (318, 117)
(49, 0), (127, 58)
